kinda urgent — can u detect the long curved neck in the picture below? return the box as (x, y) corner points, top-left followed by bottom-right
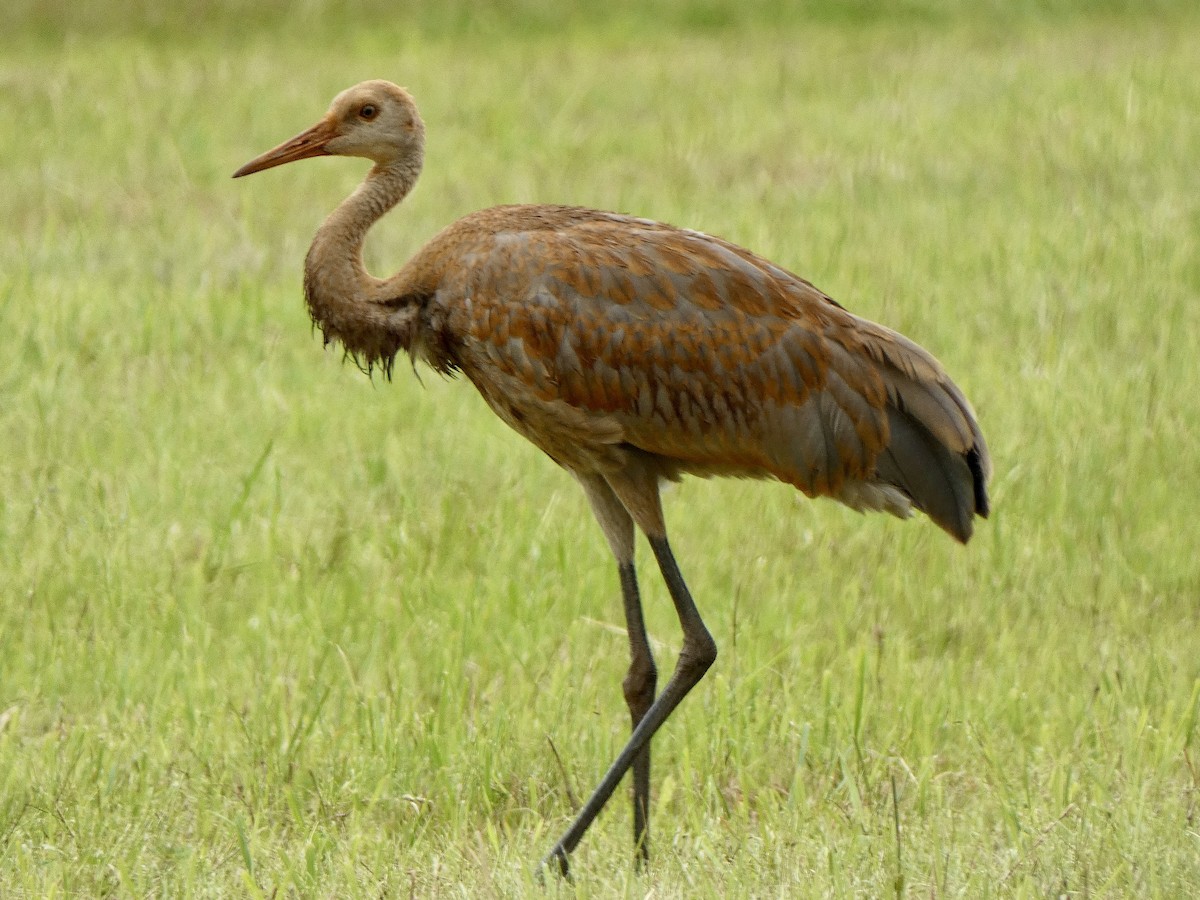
(303, 156), (423, 370)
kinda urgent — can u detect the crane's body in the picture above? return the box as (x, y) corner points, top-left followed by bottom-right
(235, 80), (990, 876)
(315, 201), (987, 541)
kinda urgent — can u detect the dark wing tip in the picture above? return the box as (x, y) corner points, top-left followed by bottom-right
(966, 446), (990, 520)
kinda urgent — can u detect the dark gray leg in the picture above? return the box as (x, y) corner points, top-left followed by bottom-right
(576, 473), (659, 864)
(541, 533), (716, 878)
(619, 561), (657, 866)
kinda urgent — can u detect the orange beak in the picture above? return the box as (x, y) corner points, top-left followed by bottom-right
(233, 118), (337, 178)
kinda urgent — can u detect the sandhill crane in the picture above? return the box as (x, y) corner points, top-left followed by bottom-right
(234, 80), (990, 876)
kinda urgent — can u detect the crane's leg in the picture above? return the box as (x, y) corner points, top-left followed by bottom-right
(618, 562), (656, 865)
(577, 475), (658, 865)
(542, 467), (716, 878)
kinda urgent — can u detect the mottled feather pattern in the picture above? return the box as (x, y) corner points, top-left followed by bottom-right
(284, 192), (984, 540)
(304, 195), (987, 539)
(424, 210), (898, 489)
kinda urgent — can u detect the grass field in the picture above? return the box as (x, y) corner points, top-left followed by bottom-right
(3, 1), (1200, 895)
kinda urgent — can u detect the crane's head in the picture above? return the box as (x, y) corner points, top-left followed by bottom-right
(233, 80), (425, 178)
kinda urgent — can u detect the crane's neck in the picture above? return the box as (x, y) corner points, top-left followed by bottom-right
(303, 155), (424, 372)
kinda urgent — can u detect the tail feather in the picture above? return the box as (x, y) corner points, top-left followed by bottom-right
(853, 322), (990, 542)
(876, 406), (981, 543)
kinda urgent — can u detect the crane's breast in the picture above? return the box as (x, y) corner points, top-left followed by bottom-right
(440, 221), (892, 494)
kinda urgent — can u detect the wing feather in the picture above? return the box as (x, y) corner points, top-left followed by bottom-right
(431, 206), (988, 537)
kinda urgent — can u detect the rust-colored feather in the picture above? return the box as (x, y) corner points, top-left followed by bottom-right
(392, 204), (990, 539)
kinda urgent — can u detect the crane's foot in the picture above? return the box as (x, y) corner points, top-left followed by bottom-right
(534, 844), (572, 884)
(634, 839), (649, 872)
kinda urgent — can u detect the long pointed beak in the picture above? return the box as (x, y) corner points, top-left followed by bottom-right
(233, 118), (337, 178)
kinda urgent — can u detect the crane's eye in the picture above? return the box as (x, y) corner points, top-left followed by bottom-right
(359, 104), (377, 120)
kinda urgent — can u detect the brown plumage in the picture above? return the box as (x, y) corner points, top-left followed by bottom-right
(235, 80), (991, 876)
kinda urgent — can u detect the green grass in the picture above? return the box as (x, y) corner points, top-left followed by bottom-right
(3, 3), (1200, 895)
